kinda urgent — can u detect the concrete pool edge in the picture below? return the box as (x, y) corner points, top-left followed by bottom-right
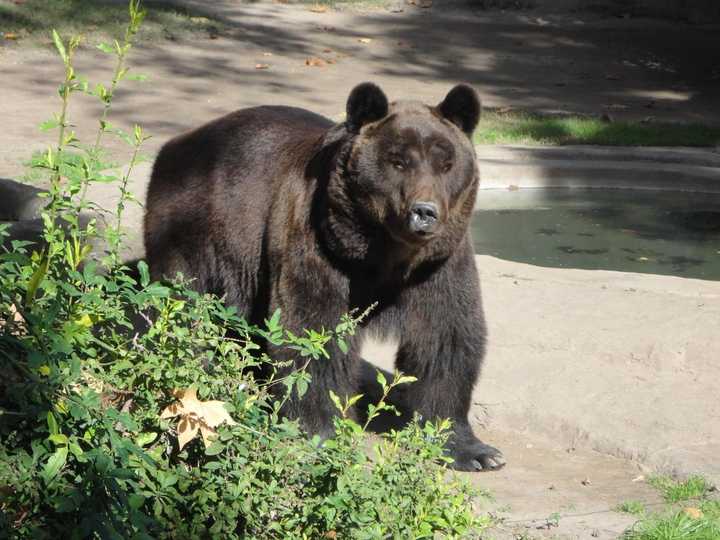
(475, 145), (720, 199)
(472, 254), (720, 486)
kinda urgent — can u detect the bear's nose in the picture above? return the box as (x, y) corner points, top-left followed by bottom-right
(408, 202), (439, 234)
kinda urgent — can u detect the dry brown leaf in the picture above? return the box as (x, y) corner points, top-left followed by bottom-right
(160, 401), (182, 419)
(305, 57), (327, 67)
(322, 48), (333, 53)
(1, 303), (26, 333)
(310, 4), (328, 13)
(177, 417), (200, 450)
(160, 388), (237, 450)
(3, 32), (19, 40)
(358, 38), (372, 44)
(683, 507), (703, 519)
(419, 0), (432, 7)
(255, 63), (270, 70)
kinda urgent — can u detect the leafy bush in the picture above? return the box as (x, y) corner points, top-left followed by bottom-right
(0, 2), (487, 538)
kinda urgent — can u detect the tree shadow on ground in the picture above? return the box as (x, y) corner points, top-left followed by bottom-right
(4, 1), (719, 144)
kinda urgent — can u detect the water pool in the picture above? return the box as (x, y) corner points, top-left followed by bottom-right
(471, 189), (720, 281)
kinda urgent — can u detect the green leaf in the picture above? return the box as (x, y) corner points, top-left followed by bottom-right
(97, 42), (115, 54)
(137, 260), (150, 287)
(25, 255), (49, 305)
(376, 370), (387, 390)
(52, 30), (68, 64)
(204, 442), (224, 456)
(48, 434), (68, 445)
(39, 118), (61, 132)
(128, 493), (145, 510)
(144, 283), (170, 297)
(346, 394), (364, 409)
(296, 375), (308, 398)
(68, 442), (83, 458)
(329, 390), (343, 413)
(126, 73), (148, 82)
(42, 446), (68, 483)
(395, 375), (418, 386)
(47, 411), (59, 436)
(266, 309), (281, 332)
(337, 337), (348, 354)
(135, 432), (157, 447)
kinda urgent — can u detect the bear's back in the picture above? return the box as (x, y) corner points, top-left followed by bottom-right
(144, 106), (334, 313)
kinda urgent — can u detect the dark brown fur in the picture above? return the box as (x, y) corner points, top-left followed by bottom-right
(144, 83), (504, 471)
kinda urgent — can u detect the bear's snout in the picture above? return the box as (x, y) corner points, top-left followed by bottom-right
(408, 201), (439, 236)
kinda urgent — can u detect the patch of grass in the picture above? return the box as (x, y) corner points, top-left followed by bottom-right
(649, 475), (714, 503)
(475, 110), (720, 147)
(620, 477), (720, 540)
(617, 500), (648, 516)
(0, 0), (222, 45)
(622, 502), (720, 540)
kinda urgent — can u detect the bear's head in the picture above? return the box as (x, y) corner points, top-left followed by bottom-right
(322, 82), (480, 270)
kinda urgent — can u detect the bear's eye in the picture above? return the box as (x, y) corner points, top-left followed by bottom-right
(441, 161), (453, 173)
(391, 159), (406, 171)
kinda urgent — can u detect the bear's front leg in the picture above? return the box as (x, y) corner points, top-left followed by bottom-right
(267, 338), (361, 440)
(395, 250), (505, 472)
(264, 270), (362, 441)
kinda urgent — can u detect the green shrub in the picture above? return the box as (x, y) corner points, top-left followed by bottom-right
(0, 2), (487, 538)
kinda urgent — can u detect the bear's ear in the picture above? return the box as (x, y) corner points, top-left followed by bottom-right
(346, 82), (389, 133)
(437, 84), (481, 137)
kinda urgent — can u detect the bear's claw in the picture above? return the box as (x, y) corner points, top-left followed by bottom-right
(449, 440), (506, 472)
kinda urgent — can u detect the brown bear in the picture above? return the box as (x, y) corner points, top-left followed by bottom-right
(144, 83), (504, 471)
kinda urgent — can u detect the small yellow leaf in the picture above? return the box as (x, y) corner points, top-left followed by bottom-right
(55, 399), (69, 415)
(309, 4), (327, 13)
(38, 365), (51, 376)
(305, 57), (327, 67)
(75, 314), (93, 328)
(683, 507), (703, 519)
(4, 32), (19, 40)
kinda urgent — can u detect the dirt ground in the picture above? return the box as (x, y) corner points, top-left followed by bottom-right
(2, 1), (720, 537)
(2, 0), (720, 178)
